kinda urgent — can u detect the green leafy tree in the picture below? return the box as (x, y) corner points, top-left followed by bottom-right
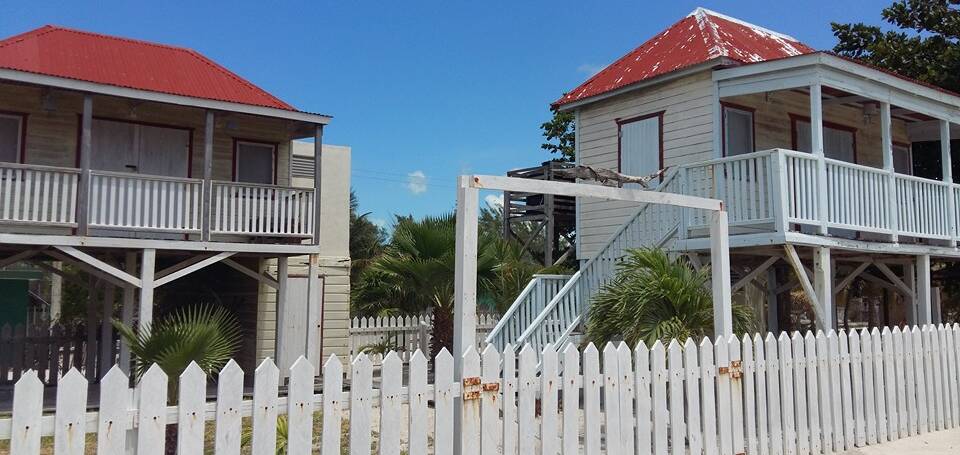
(585, 248), (754, 346)
(832, 0), (960, 92)
(349, 190), (386, 285)
(540, 108), (576, 161)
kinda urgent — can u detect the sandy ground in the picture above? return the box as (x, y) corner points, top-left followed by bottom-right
(842, 429), (960, 455)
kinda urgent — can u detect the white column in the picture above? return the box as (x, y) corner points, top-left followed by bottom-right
(119, 252), (136, 374)
(306, 253), (322, 372)
(138, 248), (156, 333)
(49, 261), (62, 324)
(453, 175), (479, 455)
(941, 120), (957, 245)
(881, 102), (899, 242)
(813, 247), (833, 330)
(916, 254), (931, 325)
(275, 256), (289, 364)
(710, 210), (733, 338)
(810, 84), (829, 234)
(905, 262), (917, 325)
(313, 125), (324, 245)
(201, 111), (214, 241)
(77, 95), (93, 235)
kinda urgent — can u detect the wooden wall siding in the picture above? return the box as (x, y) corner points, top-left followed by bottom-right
(724, 91), (911, 167)
(0, 82), (297, 186)
(576, 71), (714, 259)
(256, 257), (350, 362)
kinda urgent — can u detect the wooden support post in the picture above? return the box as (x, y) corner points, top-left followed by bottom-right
(710, 210), (733, 338)
(766, 268), (779, 333)
(932, 287), (942, 324)
(881, 102), (899, 242)
(453, 175), (479, 455)
(545, 193), (555, 265)
(306, 254), (321, 372)
(77, 95), (93, 235)
(201, 110), (214, 241)
(100, 282), (115, 378)
(916, 254), (931, 325)
(905, 262), (917, 325)
(119, 252), (135, 374)
(784, 245), (828, 330)
(138, 249), (156, 334)
(50, 261), (62, 324)
(771, 151), (790, 233)
(313, 125), (324, 245)
(941, 120), (956, 246)
(85, 276), (97, 377)
(275, 257), (289, 366)
(810, 83), (829, 235)
(813, 247), (833, 330)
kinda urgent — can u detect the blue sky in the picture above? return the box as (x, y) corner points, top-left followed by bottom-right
(0, 0), (894, 230)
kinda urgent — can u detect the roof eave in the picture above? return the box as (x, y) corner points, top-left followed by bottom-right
(0, 67), (332, 124)
(555, 57), (733, 112)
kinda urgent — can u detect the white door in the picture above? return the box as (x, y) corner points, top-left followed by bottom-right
(619, 115), (660, 188)
(90, 118), (189, 176)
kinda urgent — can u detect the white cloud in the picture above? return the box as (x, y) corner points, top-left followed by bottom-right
(370, 217), (387, 229)
(406, 170), (427, 195)
(577, 63), (603, 77)
(484, 194), (503, 209)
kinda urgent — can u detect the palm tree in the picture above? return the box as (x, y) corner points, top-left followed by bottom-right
(114, 304), (242, 454)
(585, 248), (754, 347)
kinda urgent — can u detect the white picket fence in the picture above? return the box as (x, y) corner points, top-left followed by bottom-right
(2, 324), (960, 454)
(349, 312), (500, 362)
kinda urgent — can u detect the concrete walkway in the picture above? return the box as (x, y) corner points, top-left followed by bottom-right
(843, 429), (960, 454)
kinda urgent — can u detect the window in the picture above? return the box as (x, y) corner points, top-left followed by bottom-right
(618, 114), (661, 187)
(235, 140), (276, 184)
(0, 113), (23, 163)
(893, 144), (912, 175)
(90, 118), (190, 177)
(723, 105), (754, 156)
(794, 120), (856, 162)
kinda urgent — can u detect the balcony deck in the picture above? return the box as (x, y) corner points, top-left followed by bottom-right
(0, 162), (317, 252)
(670, 149), (960, 256)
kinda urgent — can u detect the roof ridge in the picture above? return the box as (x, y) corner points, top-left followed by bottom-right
(687, 7), (801, 43)
(0, 25), (295, 111)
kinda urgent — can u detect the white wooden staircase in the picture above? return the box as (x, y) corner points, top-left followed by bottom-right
(486, 171), (685, 353)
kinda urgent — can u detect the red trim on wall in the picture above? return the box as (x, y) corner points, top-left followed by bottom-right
(232, 137), (278, 184)
(719, 102), (756, 157)
(788, 113), (859, 163)
(73, 115), (195, 177)
(616, 111), (665, 174)
(0, 110), (29, 163)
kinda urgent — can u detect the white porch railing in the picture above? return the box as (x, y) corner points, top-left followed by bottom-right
(2, 325), (959, 455)
(210, 181), (315, 237)
(349, 311), (500, 363)
(0, 163), (319, 241)
(485, 275), (570, 351)
(0, 163), (78, 227)
(89, 171), (202, 233)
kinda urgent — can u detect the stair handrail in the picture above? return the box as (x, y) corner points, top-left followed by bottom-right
(484, 273), (572, 346)
(514, 169), (683, 348)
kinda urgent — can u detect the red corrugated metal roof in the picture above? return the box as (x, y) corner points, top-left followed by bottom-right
(0, 25), (296, 111)
(554, 8), (815, 107)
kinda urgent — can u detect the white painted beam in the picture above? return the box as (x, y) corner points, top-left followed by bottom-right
(0, 233), (324, 254)
(43, 250), (129, 289)
(942, 119), (957, 245)
(834, 261), (872, 296)
(53, 246), (141, 288)
(306, 254), (322, 372)
(222, 258), (280, 289)
(314, 125), (324, 245)
(467, 175), (722, 211)
(153, 252), (235, 287)
(77, 95), (92, 235)
(810, 83), (829, 235)
(874, 262), (914, 298)
(201, 110), (214, 241)
(0, 249), (41, 268)
(732, 256), (779, 293)
(119, 252), (136, 375)
(783, 245), (828, 329)
(881, 102), (899, 242)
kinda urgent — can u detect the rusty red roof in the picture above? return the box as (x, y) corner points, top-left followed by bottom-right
(554, 8), (815, 107)
(0, 25), (296, 111)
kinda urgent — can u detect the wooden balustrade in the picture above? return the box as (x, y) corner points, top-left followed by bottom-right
(210, 181), (315, 237)
(89, 171), (202, 233)
(0, 163), (78, 226)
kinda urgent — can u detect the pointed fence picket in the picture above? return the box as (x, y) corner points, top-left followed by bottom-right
(1, 324), (960, 455)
